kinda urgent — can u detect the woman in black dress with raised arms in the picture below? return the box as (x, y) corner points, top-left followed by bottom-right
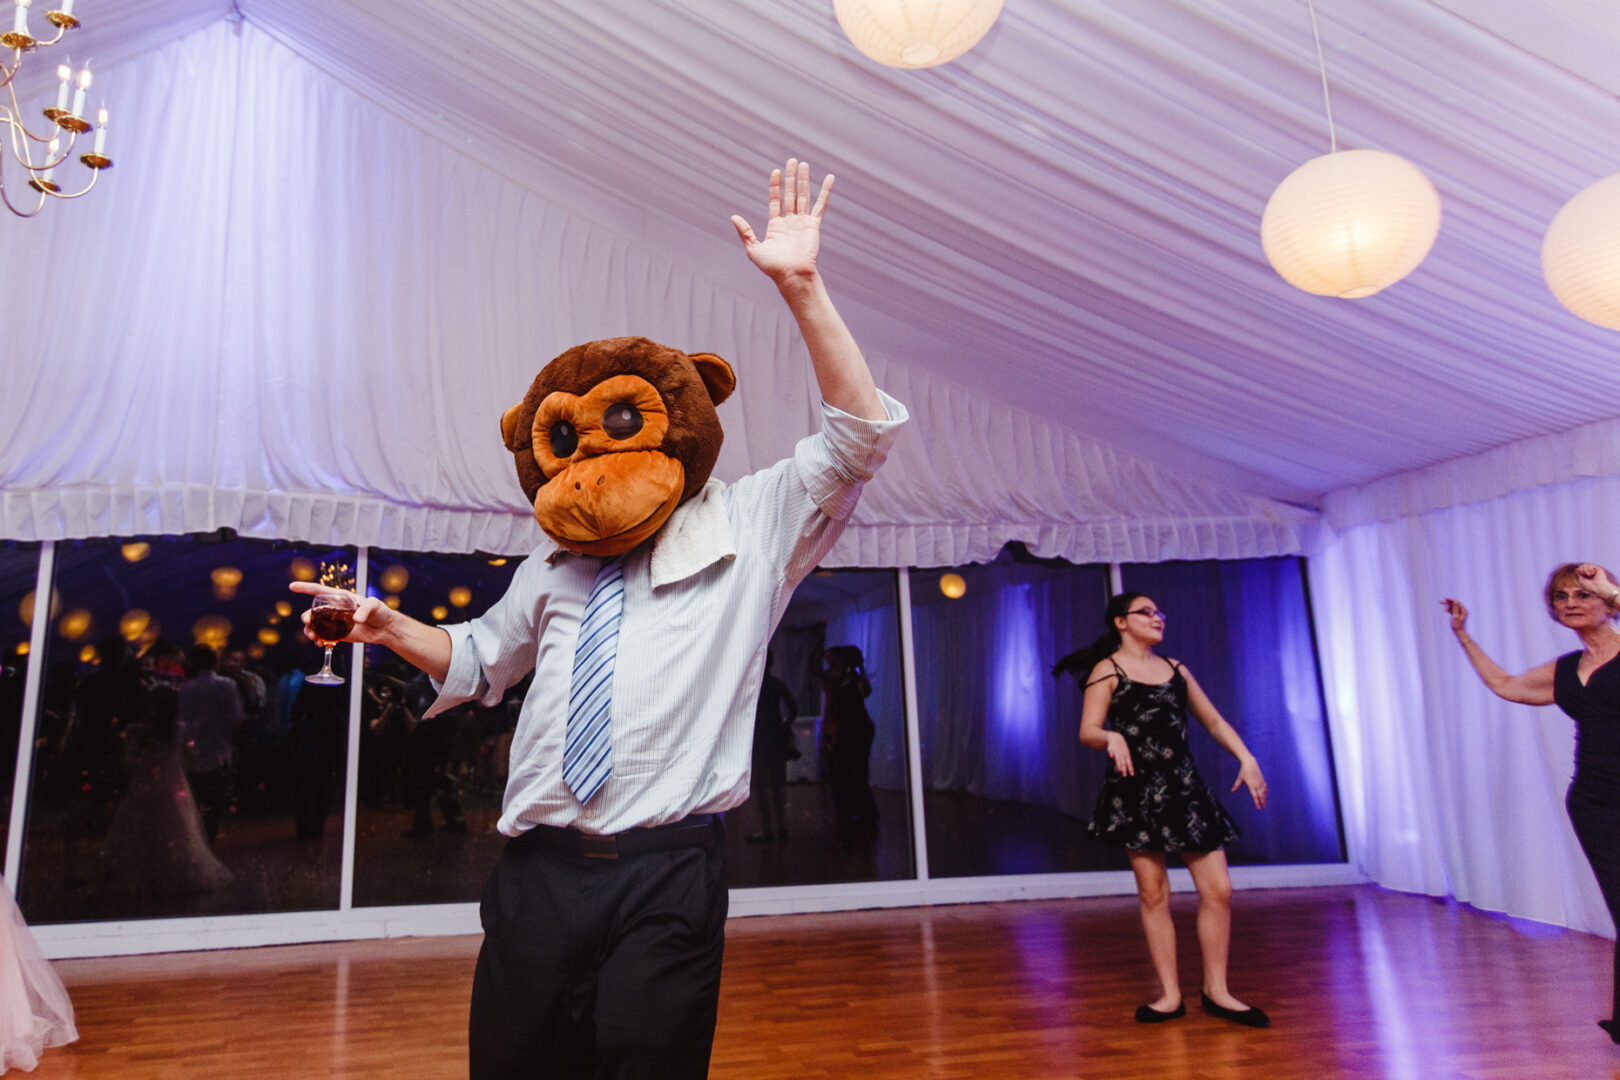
(1445, 561), (1620, 1043)
(1057, 592), (1269, 1027)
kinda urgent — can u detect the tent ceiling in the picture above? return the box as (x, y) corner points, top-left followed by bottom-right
(29, 0), (1620, 505)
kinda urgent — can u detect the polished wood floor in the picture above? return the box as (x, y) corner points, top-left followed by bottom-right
(24, 885), (1620, 1079)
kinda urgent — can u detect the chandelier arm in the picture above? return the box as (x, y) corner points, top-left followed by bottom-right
(2, 106), (38, 171)
(3, 78), (62, 147)
(0, 52), (18, 90)
(50, 170), (96, 199)
(1305, 0), (1338, 154)
(0, 168), (49, 217)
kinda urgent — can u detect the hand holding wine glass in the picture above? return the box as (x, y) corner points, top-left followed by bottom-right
(305, 592), (358, 686)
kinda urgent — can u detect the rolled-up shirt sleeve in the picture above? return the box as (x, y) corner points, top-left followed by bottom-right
(793, 390), (909, 521)
(424, 557), (546, 718)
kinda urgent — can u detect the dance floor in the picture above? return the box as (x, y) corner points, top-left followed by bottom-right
(28, 885), (1617, 1078)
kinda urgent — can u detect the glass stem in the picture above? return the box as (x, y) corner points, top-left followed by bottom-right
(322, 645), (334, 672)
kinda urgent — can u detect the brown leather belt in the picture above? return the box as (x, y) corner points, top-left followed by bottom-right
(515, 814), (720, 861)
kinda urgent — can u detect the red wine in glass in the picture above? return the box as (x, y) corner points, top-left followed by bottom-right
(306, 593), (357, 686)
(310, 605), (356, 644)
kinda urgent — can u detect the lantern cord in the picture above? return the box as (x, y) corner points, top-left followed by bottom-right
(1306, 0), (1338, 153)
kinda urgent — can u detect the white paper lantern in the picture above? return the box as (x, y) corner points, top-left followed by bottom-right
(1261, 149), (1442, 299)
(1543, 172), (1620, 331)
(834, 0), (1004, 69)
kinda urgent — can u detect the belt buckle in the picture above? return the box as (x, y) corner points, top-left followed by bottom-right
(580, 833), (619, 860)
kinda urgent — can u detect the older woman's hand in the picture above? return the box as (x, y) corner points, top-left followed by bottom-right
(1577, 564), (1620, 609)
(1442, 598), (1469, 635)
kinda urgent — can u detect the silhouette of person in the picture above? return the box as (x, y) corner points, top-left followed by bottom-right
(747, 650), (798, 843)
(177, 644), (245, 845)
(820, 645), (878, 823)
(103, 684), (233, 896)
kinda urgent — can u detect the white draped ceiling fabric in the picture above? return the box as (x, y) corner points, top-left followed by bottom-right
(6, 2), (1620, 934)
(0, 16), (1311, 564)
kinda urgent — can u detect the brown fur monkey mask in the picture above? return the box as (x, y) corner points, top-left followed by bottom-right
(499, 337), (737, 557)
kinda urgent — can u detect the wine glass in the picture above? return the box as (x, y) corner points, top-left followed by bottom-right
(306, 592), (357, 686)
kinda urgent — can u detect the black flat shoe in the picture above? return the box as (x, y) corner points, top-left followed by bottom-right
(1599, 1019), (1619, 1044)
(1200, 991), (1269, 1028)
(1133, 1002), (1185, 1023)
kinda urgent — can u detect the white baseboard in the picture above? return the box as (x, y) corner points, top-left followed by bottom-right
(32, 863), (1365, 960)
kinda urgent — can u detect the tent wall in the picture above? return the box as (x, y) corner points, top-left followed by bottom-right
(1313, 423), (1620, 937)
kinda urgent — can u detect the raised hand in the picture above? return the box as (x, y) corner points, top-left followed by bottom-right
(1233, 756), (1268, 809)
(730, 158), (833, 288)
(1577, 564), (1620, 607)
(1441, 598), (1468, 635)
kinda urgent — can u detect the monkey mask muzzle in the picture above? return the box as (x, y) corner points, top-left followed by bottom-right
(500, 337), (736, 558)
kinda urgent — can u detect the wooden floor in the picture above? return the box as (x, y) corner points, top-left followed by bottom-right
(24, 885), (1620, 1079)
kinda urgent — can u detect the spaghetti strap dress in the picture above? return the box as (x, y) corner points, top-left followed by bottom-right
(1085, 658), (1239, 853)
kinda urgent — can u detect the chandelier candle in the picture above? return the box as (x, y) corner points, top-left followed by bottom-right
(69, 66), (88, 123)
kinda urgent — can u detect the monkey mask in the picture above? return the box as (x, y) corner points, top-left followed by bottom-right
(500, 336), (737, 558)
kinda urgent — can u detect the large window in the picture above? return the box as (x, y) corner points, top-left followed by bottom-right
(1120, 558), (1343, 864)
(911, 550), (1123, 877)
(351, 550), (525, 907)
(17, 535), (354, 923)
(726, 568), (916, 887)
(0, 543), (40, 844)
(0, 536), (1345, 939)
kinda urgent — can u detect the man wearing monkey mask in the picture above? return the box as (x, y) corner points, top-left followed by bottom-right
(294, 158), (906, 1079)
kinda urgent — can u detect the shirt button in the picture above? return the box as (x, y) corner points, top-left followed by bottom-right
(583, 806), (595, 819)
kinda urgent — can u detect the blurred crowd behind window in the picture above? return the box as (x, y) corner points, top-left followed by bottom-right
(0, 535), (1341, 926)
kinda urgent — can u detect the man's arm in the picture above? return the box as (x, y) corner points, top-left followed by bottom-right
(731, 158), (885, 421)
(289, 581), (453, 682)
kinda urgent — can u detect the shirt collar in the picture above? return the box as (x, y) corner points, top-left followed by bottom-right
(541, 478), (734, 587)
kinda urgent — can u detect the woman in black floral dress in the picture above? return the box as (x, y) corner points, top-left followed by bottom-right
(1057, 592), (1269, 1027)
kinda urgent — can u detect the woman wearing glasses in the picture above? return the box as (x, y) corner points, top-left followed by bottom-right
(1055, 591), (1269, 1027)
(1444, 562), (1620, 1044)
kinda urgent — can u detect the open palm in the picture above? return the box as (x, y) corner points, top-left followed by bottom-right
(731, 158), (833, 286)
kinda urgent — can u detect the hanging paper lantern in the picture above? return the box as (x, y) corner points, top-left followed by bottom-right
(1543, 172), (1620, 330)
(119, 609), (151, 642)
(939, 572), (967, 599)
(193, 615), (232, 651)
(1261, 149), (1441, 298)
(834, 0), (1004, 69)
(379, 565), (410, 594)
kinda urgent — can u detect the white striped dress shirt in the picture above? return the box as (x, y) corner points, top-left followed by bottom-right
(427, 392), (908, 837)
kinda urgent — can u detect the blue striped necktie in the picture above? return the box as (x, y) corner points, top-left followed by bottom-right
(564, 556), (625, 805)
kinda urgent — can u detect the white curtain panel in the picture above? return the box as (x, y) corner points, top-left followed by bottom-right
(1313, 475), (1620, 936)
(0, 20), (1311, 565)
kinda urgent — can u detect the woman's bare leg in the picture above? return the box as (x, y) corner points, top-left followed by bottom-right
(1128, 850), (1180, 1010)
(1184, 848), (1248, 1010)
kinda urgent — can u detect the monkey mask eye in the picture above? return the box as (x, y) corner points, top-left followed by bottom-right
(602, 402), (644, 440)
(549, 419), (579, 458)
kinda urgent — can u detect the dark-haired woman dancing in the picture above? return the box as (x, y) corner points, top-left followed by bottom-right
(1445, 561), (1620, 1044)
(1056, 591), (1269, 1027)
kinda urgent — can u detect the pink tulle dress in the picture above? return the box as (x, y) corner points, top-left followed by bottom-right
(0, 882), (76, 1073)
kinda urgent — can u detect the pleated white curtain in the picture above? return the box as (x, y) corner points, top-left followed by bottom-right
(0, 21), (1312, 566)
(1313, 474), (1620, 937)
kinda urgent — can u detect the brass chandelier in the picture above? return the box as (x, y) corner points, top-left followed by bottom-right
(1, 0), (113, 218)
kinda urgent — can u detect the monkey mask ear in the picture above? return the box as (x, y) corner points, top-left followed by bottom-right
(686, 353), (735, 407)
(499, 402), (525, 450)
